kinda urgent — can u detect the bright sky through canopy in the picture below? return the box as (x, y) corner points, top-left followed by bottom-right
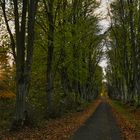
(97, 0), (113, 73)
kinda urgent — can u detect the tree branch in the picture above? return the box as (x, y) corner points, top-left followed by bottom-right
(0, 0), (16, 60)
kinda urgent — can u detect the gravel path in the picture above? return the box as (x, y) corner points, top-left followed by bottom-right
(70, 101), (122, 140)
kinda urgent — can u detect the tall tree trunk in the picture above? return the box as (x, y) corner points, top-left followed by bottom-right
(45, 0), (55, 114)
(128, 0), (137, 102)
(0, 0), (38, 129)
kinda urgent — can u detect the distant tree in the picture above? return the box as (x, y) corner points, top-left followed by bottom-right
(106, 0), (140, 106)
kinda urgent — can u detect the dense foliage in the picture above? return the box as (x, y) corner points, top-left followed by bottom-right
(0, 0), (103, 129)
(106, 0), (140, 106)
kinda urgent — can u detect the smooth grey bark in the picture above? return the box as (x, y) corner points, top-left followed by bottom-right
(0, 0), (38, 129)
(15, 0), (38, 125)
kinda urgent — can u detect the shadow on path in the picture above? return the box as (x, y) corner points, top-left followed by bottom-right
(70, 101), (122, 140)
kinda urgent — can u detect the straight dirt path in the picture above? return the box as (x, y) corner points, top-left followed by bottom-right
(70, 101), (122, 140)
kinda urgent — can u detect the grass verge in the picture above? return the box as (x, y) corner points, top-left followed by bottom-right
(109, 100), (140, 140)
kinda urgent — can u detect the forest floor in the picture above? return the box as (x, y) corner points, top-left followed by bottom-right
(1, 98), (140, 140)
(0, 99), (101, 140)
(109, 100), (140, 140)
